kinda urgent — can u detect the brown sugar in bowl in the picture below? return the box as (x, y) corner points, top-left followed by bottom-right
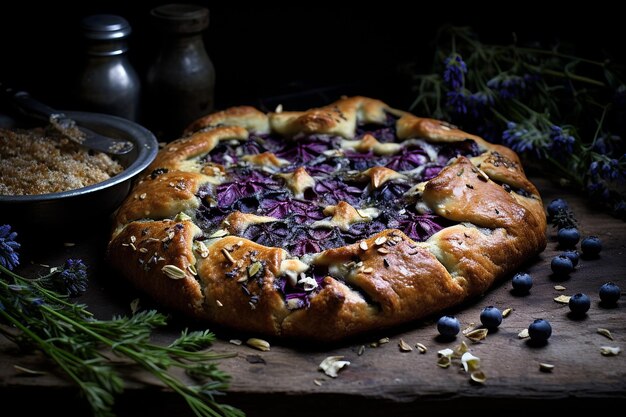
(0, 111), (158, 236)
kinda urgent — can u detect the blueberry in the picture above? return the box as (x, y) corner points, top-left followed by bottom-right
(437, 315), (460, 337)
(562, 250), (579, 267)
(568, 293), (591, 315)
(551, 255), (574, 277)
(547, 198), (568, 218)
(512, 272), (533, 294)
(599, 282), (621, 304)
(480, 306), (503, 328)
(557, 227), (580, 248)
(581, 236), (602, 257)
(528, 319), (552, 342)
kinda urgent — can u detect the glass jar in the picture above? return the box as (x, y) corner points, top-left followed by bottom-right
(146, 4), (216, 140)
(74, 15), (141, 121)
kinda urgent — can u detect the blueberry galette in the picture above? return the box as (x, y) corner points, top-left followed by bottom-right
(107, 96), (546, 342)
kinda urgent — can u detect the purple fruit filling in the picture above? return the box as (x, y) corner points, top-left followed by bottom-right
(194, 117), (479, 256)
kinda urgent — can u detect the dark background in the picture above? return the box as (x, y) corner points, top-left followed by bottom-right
(0, 2), (623, 121)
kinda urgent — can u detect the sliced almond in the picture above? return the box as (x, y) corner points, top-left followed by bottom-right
(359, 241), (369, 251)
(374, 236), (387, 246)
(453, 341), (470, 358)
(554, 295), (571, 304)
(600, 346), (621, 356)
(554, 285), (567, 291)
(461, 352), (480, 372)
(470, 370), (486, 384)
(398, 339), (413, 352)
(416, 342), (427, 354)
(518, 329), (530, 339)
(437, 356), (451, 368)
(539, 363), (555, 372)
(597, 328), (614, 340)
(319, 356), (350, 378)
(464, 328), (488, 343)
(246, 338), (270, 352)
(502, 308), (512, 318)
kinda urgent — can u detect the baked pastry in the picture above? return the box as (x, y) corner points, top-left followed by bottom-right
(107, 96), (546, 342)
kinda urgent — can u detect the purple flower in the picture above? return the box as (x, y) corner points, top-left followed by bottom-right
(0, 224), (20, 271)
(549, 125), (575, 156)
(487, 74), (528, 99)
(443, 54), (467, 90)
(446, 90), (468, 114)
(467, 91), (495, 117)
(501, 121), (538, 155)
(56, 259), (89, 297)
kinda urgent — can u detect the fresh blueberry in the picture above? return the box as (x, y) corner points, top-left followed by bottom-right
(437, 315), (460, 338)
(568, 293), (591, 315)
(480, 306), (503, 328)
(581, 236), (602, 257)
(551, 255), (574, 277)
(511, 272), (533, 294)
(528, 319), (552, 342)
(599, 282), (621, 305)
(547, 198), (568, 218)
(562, 250), (579, 267)
(557, 227), (580, 248)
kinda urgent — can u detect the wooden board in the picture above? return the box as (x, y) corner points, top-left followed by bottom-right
(1, 177), (625, 416)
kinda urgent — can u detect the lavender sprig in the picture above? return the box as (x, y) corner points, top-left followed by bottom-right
(0, 225), (242, 417)
(410, 26), (626, 218)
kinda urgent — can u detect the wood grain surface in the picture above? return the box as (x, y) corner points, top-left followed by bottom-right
(1, 177), (625, 416)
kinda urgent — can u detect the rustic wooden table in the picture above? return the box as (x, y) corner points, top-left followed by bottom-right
(2, 177), (625, 416)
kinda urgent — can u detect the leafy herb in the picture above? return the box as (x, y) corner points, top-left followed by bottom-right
(0, 225), (242, 417)
(409, 26), (626, 218)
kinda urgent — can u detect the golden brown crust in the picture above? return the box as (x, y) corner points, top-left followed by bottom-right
(183, 106), (270, 136)
(108, 96), (546, 342)
(107, 220), (205, 317)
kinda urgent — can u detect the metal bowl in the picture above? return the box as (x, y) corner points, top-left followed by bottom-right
(0, 111), (158, 235)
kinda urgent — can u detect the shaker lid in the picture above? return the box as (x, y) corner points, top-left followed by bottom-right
(150, 4), (209, 33)
(81, 15), (132, 40)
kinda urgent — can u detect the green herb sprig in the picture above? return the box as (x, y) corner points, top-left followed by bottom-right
(0, 226), (243, 417)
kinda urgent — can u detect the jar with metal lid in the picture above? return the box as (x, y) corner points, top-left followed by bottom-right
(145, 4), (216, 140)
(74, 14), (141, 121)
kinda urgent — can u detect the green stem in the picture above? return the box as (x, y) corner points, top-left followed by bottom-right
(0, 307), (94, 398)
(42, 306), (233, 417)
(0, 264), (90, 313)
(515, 46), (606, 67)
(537, 67), (606, 87)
